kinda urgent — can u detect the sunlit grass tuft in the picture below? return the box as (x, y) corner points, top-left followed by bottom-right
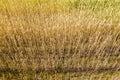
(0, 0), (120, 80)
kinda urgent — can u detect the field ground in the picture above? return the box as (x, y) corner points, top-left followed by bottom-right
(0, 0), (120, 80)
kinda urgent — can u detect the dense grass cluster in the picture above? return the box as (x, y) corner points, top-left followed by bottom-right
(0, 0), (120, 80)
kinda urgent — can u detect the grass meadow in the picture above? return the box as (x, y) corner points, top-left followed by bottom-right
(0, 0), (120, 80)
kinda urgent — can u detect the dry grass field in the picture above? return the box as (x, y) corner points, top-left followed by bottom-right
(0, 0), (120, 80)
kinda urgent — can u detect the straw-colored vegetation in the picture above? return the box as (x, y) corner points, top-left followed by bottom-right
(0, 0), (120, 80)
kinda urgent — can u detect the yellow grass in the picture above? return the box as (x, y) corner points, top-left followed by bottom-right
(0, 0), (120, 80)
